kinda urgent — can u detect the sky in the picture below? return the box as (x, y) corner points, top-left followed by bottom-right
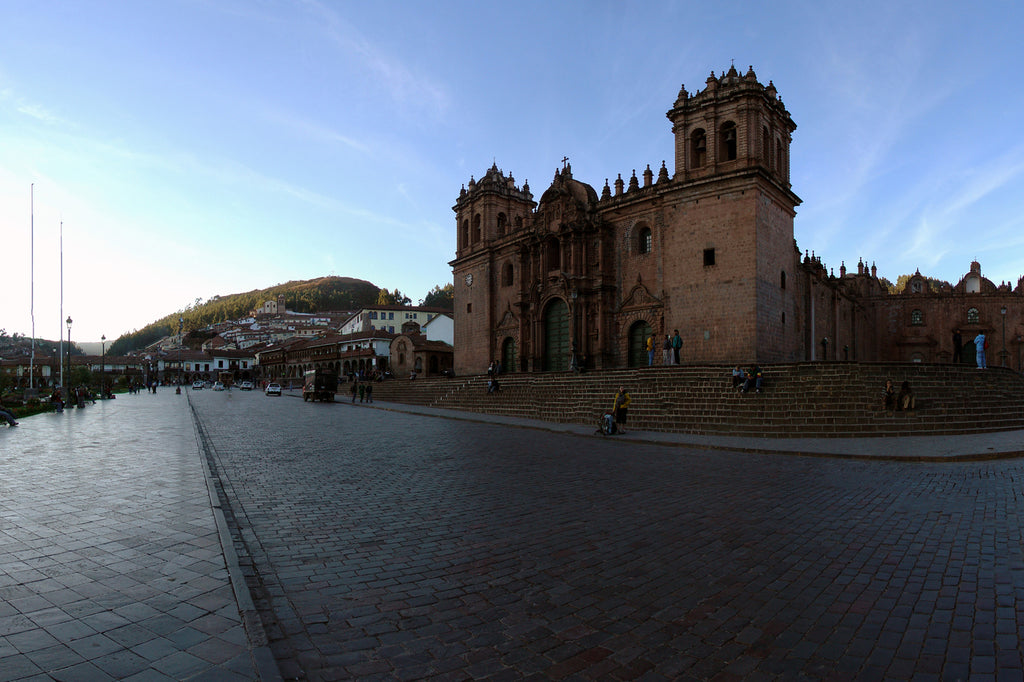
(2, 0), (1023, 344)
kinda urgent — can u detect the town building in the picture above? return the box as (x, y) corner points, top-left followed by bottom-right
(340, 305), (451, 336)
(389, 320), (454, 379)
(450, 65), (1024, 375)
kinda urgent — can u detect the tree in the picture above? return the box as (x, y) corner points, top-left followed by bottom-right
(421, 283), (454, 310)
(377, 288), (411, 306)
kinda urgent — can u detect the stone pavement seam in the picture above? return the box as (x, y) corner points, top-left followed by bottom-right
(189, 396), (283, 682)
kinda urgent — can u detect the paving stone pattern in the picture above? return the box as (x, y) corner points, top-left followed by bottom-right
(190, 390), (1024, 680)
(0, 393), (258, 681)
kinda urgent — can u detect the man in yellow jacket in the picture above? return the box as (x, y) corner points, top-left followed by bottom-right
(612, 387), (631, 434)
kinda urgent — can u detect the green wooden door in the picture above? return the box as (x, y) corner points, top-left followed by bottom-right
(543, 299), (569, 372)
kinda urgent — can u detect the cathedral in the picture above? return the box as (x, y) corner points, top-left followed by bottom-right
(449, 66), (1024, 375)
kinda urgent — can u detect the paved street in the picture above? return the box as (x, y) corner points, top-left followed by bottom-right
(0, 390), (265, 681)
(188, 388), (1024, 681)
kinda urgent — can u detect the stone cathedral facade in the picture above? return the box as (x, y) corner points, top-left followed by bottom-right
(449, 66), (1024, 375)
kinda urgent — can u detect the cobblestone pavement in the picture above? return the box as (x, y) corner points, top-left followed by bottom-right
(0, 391), (262, 681)
(190, 389), (1024, 681)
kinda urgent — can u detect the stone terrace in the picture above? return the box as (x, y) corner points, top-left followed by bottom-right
(370, 363), (1024, 438)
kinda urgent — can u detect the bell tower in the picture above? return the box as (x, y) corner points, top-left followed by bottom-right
(450, 164), (535, 374)
(667, 64), (795, 192)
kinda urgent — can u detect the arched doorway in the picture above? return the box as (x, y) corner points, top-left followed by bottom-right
(502, 337), (517, 373)
(543, 299), (570, 372)
(628, 320), (653, 368)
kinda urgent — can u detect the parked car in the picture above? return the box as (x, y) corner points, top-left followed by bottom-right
(191, 381), (205, 390)
(265, 383), (282, 396)
(239, 381), (254, 391)
(212, 382), (225, 391)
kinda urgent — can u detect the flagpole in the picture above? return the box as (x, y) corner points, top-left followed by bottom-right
(30, 184), (35, 391)
(60, 218), (64, 392)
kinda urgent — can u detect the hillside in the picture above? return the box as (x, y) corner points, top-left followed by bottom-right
(108, 276), (381, 355)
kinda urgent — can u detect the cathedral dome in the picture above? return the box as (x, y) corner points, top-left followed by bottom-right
(538, 164), (598, 209)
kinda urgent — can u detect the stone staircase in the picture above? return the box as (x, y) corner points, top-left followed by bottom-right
(367, 363), (1024, 438)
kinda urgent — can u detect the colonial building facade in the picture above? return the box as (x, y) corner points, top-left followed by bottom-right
(450, 66), (1024, 374)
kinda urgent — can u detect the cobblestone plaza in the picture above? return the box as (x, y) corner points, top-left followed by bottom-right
(3, 389), (1024, 680)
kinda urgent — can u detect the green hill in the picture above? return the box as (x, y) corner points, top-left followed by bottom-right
(109, 276), (381, 355)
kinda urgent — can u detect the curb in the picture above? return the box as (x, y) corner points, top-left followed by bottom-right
(188, 396), (283, 682)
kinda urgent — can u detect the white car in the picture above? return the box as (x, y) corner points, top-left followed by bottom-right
(212, 382), (225, 391)
(191, 381), (205, 390)
(239, 381), (254, 391)
(265, 383), (282, 396)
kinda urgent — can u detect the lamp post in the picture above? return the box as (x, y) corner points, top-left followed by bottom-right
(65, 316), (72, 402)
(100, 334), (106, 396)
(1001, 306), (1008, 367)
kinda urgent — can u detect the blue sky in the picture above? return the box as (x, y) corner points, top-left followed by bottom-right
(3, 0), (1023, 344)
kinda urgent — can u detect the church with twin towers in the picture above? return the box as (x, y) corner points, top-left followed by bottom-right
(449, 65), (1024, 376)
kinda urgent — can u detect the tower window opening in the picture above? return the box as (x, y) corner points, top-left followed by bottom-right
(691, 129), (707, 168)
(638, 226), (652, 254)
(719, 121), (737, 161)
(704, 248), (716, 267)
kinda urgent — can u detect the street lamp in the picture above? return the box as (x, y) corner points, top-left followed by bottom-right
(65, 316), (73, 402)
(1001, 306), (1008, 367)
(101, 334), (106, 396)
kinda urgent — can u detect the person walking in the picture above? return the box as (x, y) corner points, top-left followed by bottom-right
(975, 332), (987, 369)
(612, 387), (631, 434)
(365, 382), (373, 403)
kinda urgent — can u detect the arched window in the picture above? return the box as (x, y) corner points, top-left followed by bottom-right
(502, 262), (514, 287)
(497, 212), (507, 237)
(762, 125), (770, 166)
(515, 215), (523, 230)
(691, 129), (707, 168)
(775, 139), (783, 172)
(911, 309), (924, 325)
(638, 226), (652, 254)
(460, 220), (469, 249)
(967, 308), (980, 324)
(780, 271), (787, 290)
(472, 214), (482, 244)
(718, 121), (737, 161)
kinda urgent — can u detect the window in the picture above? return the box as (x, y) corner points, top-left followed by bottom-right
(638, 226), (652, 254)
(780, 271), (787, 290)
(370, 311), (377, 319)
(502, 262), (514, 287)
(691, 129), (707, 168)
(719, 121), (737, 161)
(389, 313), (394, 320)
(911, 309), (924, 325)
(218, 360), (223, 368)
(467, 303), (472, 313)
(389, 326), (394, 333)
(472, 214), (482, 244)
(967, 307), (980, 324)
(497, 212), (507, 237)
(704, 248), (716, 267)
(762, 125), (770, 166)
(460, 220), (469, 249)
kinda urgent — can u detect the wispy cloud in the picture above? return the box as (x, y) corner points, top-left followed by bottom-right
(299, 0), (450, 117)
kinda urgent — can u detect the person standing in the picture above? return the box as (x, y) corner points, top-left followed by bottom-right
(646, 334), (655, 366)
(612, 387), (631, 434)
(365, 382), (373, 403)
(975, 332), (987, 369)
(952, 329), (963, 364)
(671, 330), (682, 365)
(662, 335), (672, 366)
